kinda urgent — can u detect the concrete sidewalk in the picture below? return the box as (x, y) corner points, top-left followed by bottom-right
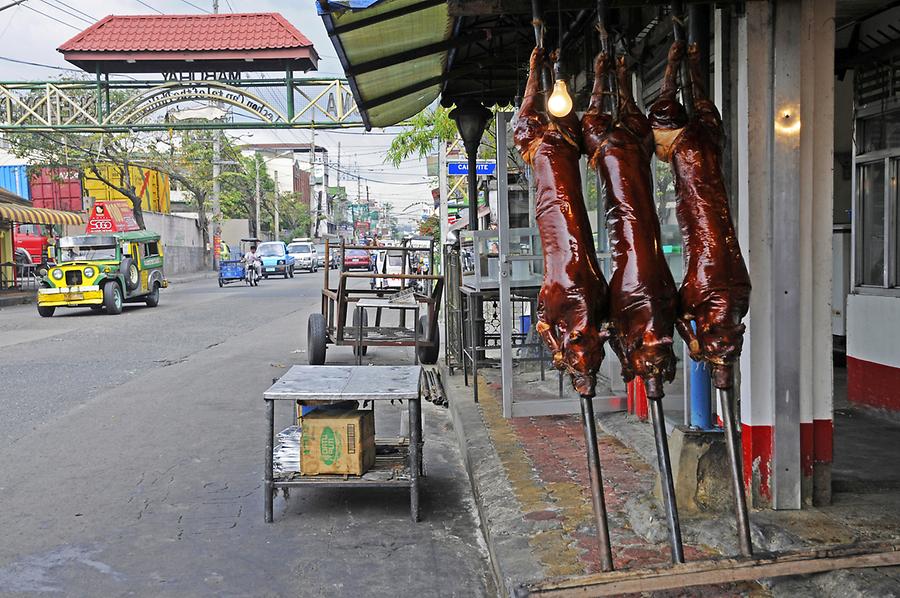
(445, 365), (900, 597)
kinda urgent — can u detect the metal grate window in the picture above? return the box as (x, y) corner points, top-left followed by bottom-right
(856, 60), (900, 107)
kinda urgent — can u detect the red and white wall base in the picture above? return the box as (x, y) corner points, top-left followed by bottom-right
(847, 294), (900, 413)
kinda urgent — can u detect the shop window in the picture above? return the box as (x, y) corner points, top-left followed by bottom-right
(858, 161), (886, 286)
(652, 156), (685, 284)
(859, 112), (900, 154)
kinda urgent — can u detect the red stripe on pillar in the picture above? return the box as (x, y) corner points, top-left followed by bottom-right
(847, 356), (900, 411)
(813, 418), (833, 464)
(741, 424), (773, 501)
(800, 422), (813, 477)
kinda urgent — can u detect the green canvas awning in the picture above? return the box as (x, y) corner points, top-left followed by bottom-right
(318, 0), (452, 130)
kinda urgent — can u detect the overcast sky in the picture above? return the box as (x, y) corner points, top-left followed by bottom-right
(0, 0), (434, 222)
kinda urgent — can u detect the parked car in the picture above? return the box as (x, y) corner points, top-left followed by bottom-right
(313, 244), (329, 269)
(287, 241), (318, 273)
(343, 248), (371, 271)
(37, 230), (167, 317)
(257, 241), (295, 279)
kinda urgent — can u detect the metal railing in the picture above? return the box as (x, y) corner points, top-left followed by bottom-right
(443, 245), (465, 373)
(0, 262), (40, 291)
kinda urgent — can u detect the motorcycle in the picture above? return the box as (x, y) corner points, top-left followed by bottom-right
(244, 256), (262, 287)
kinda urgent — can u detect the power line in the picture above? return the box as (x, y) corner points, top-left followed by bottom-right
(133, 0), (163, 14)
(20, 2), (81, 30)
(38, 0), (92, 24)
(179, 0), (211, 13)
(48, 0), (94, 21)
(0, 1), (27, 13)
(0, 55), (84, 72)
(0, 55), (137, 79)
(0, 4), (20, 38)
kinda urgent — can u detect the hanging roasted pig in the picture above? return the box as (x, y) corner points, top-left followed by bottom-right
(648, 41), (751, 389)
(581, 53), (679, 398)
(514, 47), (610, 397)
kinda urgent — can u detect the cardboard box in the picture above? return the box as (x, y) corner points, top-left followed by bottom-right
(300, 409), (375, 476)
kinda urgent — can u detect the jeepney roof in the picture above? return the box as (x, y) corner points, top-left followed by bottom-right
(59, 230), (161, 247)
(116, 230), (161, 242)
(59, 234), (118, 247)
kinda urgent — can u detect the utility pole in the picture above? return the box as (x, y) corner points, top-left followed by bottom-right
(210, 0), (222, 269)
(439, 141), (449, 247)
(273, 170), (280, 241)
(254, 154), (261, 239)
(310, 125), (318, 238)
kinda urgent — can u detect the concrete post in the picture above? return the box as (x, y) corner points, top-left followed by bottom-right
(736, 0), (834, 509)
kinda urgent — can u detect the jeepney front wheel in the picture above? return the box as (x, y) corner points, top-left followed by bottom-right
(37, 305), (55, 318)
(103, 282), (123, 315)
(308, 313), (328, 365)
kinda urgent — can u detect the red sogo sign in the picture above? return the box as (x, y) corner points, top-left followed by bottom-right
(85, 200), (141, 233)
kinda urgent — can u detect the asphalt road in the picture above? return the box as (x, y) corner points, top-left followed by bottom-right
(0, 271), (493, 597)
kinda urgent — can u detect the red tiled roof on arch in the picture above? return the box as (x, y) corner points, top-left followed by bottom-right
(58, 13), (318, 74)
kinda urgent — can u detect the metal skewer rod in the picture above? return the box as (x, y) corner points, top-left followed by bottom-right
(646, 378), (685, 564)
(596, 0), (616, 118)
(716, 379), (754, 557)
(531, 0), (553, 92)
(580, 394), (615, 571)
(669, 0), (694, 117)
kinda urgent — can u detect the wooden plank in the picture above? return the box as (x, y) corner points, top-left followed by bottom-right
(523, 543), (900, 597)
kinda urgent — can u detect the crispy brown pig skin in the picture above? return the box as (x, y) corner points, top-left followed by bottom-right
(648, 41), (751, 388)
(582, 53), (679, 390)
(514, 46), (610, 398)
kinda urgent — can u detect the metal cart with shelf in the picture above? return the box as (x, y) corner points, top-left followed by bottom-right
(263, 365), (424, 522)
(307, 240), (443, 365)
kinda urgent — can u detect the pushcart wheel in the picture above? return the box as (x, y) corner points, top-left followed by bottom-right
(417, 314), (440, 364)
(352, 308), (369, 356)
(308, 313), (328, 365)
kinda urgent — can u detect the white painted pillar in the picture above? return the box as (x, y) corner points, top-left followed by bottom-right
(736, 0), (835, 509)
(803, 0), (835, 507)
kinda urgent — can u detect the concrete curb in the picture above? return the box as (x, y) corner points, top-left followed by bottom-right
(443, 366), (544, 598)
(167, 270), (217, 284)
(0, 292), (34, 308)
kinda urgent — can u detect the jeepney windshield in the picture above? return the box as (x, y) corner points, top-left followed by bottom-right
(60, 245), (117, 262)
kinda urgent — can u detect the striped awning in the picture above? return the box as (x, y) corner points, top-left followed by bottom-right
(318, 0), (452, 130)
(0, 202), (83, 226)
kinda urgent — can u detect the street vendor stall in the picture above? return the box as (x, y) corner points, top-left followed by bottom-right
(263, 365), (424, 522)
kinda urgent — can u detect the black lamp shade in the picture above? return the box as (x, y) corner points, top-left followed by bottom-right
(450, 101), (493, 147)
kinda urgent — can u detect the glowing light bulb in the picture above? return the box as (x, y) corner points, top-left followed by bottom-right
(547, 79), (573, 117)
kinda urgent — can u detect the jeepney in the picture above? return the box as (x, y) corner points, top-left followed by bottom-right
(37, 230), (167, 317)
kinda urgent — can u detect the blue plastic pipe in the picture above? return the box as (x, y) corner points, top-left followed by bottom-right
(689, 321), (713, 429)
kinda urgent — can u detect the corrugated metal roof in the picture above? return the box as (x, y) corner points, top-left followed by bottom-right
(58, 13), (314, 53)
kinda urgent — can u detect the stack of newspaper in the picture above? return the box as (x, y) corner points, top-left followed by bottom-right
(273, 425), (302, 474)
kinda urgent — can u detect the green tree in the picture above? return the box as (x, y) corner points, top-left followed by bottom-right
(5, 81), (152, 228)
(7, 130), (152, 229)
(385, 106), (457, 167)
(220, 152), (275, 237)
(418, 212), (440, 243)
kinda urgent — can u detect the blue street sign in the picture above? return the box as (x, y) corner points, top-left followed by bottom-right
(448, 161), (496, 176)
